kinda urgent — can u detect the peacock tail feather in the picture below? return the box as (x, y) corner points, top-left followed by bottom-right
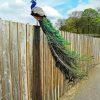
(39, 17), (86, 81)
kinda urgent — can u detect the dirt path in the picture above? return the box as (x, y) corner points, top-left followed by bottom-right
(60, 64), (100, 100)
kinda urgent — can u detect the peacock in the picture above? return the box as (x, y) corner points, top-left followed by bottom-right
(30, 0), (85, 81)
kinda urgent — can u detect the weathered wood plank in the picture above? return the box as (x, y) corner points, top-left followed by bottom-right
(17, 23), (23, 100)
(53, 60), (56, 100)
(51, 57), (54, 100)
(43, 34), (46, 100)
(0, 20), (6, 100)
(48, 43), (53, 100)
(43, 33), (46, 100)
(0, 19), (3, 100)
(40, 28), (44, 100)
(29, 25), (34, 100)
(57, 69), (61, 100)
(49, 50), (53, 100)
(61, 31), (64, 96)
(9, 21), (20, 100)
(33, 26), (42, 100)
(45, 34), (48, 100)
(3, 21), (12, 100)
(26, 24), (31, 100)
(0, 20), (12, 100)
(18, 23), (28, 100)
(48, 43), (51, 100)
(52, 56), (55, 100)
(47, 42), (50, 100)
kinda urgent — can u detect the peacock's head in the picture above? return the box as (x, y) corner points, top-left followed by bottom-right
(31, 0), (37, 9)
(31, 0), (46, 20)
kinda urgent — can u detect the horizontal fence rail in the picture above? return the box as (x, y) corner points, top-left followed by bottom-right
(0, 19), (100, 100)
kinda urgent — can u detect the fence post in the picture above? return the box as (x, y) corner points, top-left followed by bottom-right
(33, 26), (42, 100)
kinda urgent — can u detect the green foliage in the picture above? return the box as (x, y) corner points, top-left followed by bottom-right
(82, 8), (99, 18)
(60, 17), (81, 33)
(60, 8), (100, 36)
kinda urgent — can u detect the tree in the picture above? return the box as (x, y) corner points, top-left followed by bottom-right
(95, 17), (100, 35)
(60, 17), (81, 33)
(82, 8), (99, 18)
(59, 8), (100, 36)
(81, 8), (99, 34)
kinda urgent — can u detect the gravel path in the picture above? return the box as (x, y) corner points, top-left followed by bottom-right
(73, 64), (100, 100)
(60, 64), (100, 100)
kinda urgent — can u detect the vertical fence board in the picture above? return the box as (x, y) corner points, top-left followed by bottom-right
(2, 21), (12, 100)
(21, 24), (28, 100)
(40, 28), (44, 100)
(49, 50), (53, 100)
(9, 21), (20, 100)
(45, 38), (48, 100)
(33, 26), (42, 100)
(61, 32), (64, 96)
(54, 62), (57, 100)
(29, 25), (34, 100)
(45, 34), (47, 100)
(18, 23), (28, 100)
(1, 20), (6, 100)
(43, 34), (46, 100)
(53, 58), (55, 100)
(51, 57), (54, 100)
(26, 24), (31, 100)
(47, 44), (51, 100)
(17, 23), (23, 100)
(0, 19), (3, 100)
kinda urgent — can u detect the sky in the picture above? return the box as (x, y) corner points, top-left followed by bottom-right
(0, 0), (100, 25)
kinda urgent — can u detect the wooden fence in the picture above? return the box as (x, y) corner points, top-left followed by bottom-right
(0, 19), (100, 100)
